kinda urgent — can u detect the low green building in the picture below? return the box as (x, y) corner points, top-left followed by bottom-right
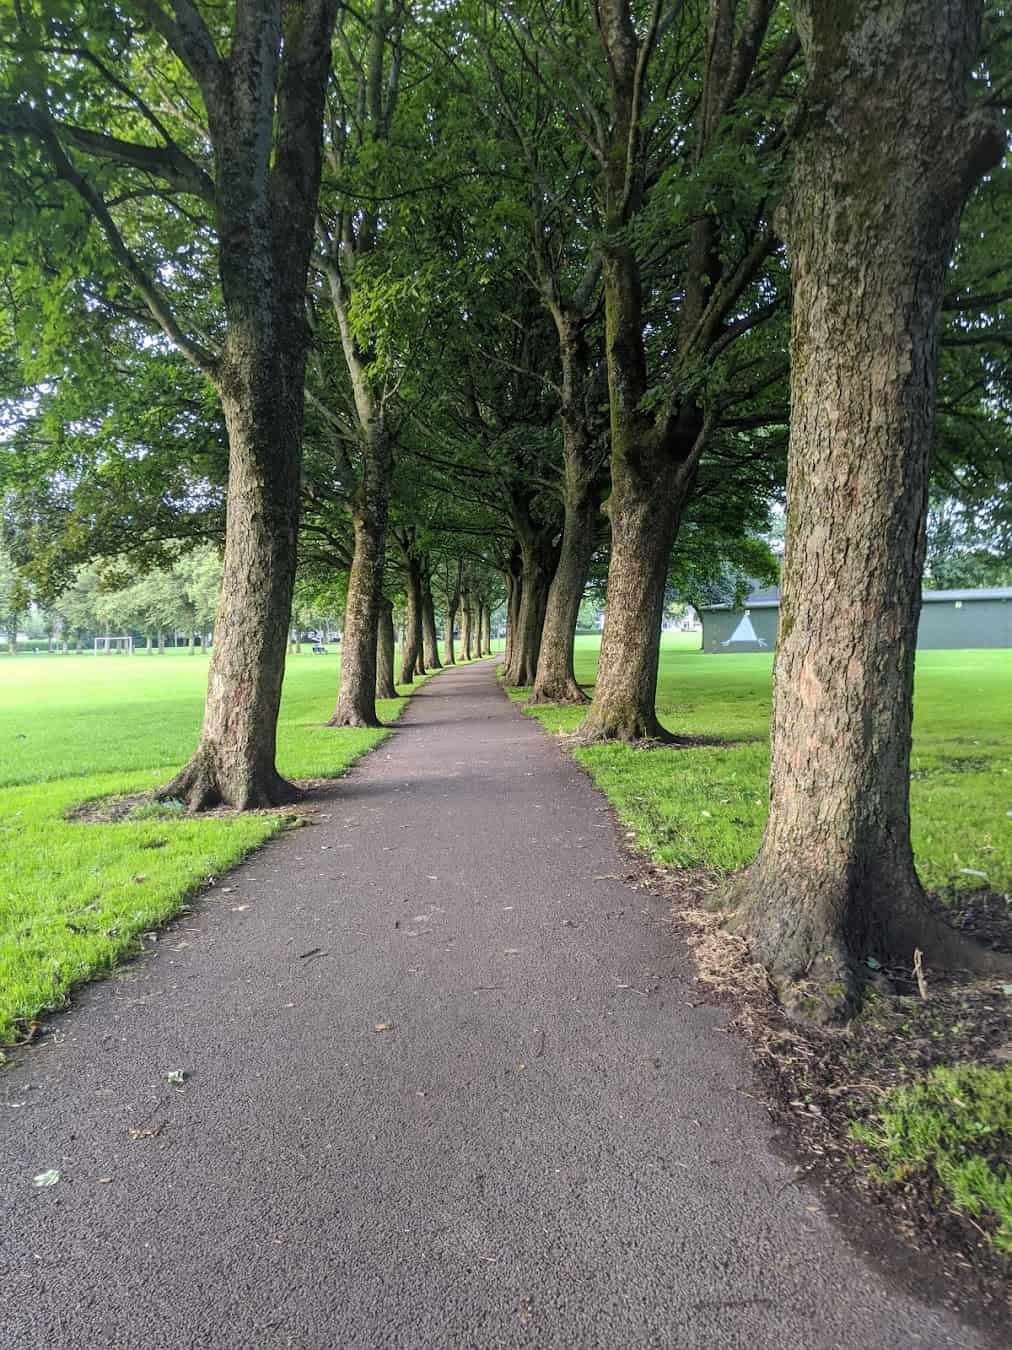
(700, 587), (1012, 653)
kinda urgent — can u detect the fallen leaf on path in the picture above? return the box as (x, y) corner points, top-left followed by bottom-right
(165, 1069), (187, 1085)
(32, 1169), (60, 1187)
(374, 1022), (396, 1033)
(129, 1125), (162, 1140)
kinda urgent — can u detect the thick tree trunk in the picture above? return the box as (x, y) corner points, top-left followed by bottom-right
(577, 239), (702, 738)
(162, 2), (338, 808)
(157, 631), (165, 655)
(160, 357), (305, 810)
(331, 484), (389, 727)
(481, 606), (491, 656)
(399, 557), (425, 684)
(375, 596), (397, 699)
(146, 634), (153, 654)
(421, 579), (442, 670)
(727, 0), (1007, 1020)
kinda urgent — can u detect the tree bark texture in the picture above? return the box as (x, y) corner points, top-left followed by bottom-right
(160, 0), (338, 809)
(531, 322), (602, 704)
(421, 577), (442, 670)
(728, 0), (1007, 1018)
(375, 595), (397, 700)
(481, 606), (492, 657)
(502, 523), (558, 688)
(399, 555), (425, 684)
(460, 598), (473, 661)
(330, 426), (392, 727)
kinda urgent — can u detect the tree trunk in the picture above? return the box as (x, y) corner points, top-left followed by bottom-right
(481, 606), (491, 656)
(146, 634), (153, 654)
(159, 350), (307, 809)
(421, 579), (442, 670)
(502, 527), (558, 688)
(474, 603), (485, 657)
(530, 321), (602, 703)
(399, 556), (425, 684)
(727, 0), (1007, 1020)
(578, 445), (696, 740)
(460, 599), (472, 661)
(375, 595), (397, 699)
(157, 631), (165, 655)
(503, 548), (522, 671)
(443, 603), (457, 665)
(331, 492), (389, 727)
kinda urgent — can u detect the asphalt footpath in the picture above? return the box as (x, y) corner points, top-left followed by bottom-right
(0, 659), (997, 1349)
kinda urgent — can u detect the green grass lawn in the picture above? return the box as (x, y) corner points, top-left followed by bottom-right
(0, 646), (452, 1048)
(520, 634), (1012, 899)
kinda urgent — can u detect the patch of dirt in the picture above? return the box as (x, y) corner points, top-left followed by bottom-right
(65, 784), (337, 825)
(625, 857), (1012, 1323)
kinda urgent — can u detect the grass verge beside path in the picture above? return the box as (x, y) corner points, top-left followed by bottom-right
(517, 635), (1012, 898)
(513, 635), (1012, 1270)
(0, 648), (462, 1051)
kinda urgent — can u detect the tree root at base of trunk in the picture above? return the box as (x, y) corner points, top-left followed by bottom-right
(527, 678), (590, 706)
(723, 866), (1012, 1025)
(575, 712), (677, 746)
(327, 712), (384, 729)
(156, 748), (303, 814)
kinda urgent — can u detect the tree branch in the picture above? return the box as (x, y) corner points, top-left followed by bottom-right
(55, 123), (214, 202)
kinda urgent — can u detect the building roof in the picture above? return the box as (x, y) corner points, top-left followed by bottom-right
(700, 586), (1012, 612)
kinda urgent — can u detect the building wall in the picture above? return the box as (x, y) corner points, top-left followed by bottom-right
(916, 597), (1012, 650)
(702, 598), (1012, 653)
(701, 606), (779, 653)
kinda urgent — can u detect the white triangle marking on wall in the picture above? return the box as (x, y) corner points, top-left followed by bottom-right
(722, 611), (768, 647)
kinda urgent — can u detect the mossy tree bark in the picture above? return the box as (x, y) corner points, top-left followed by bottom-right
(156, 0), (338, 809)
(375, 595), (397, 700)
(727, 0), (1007, 1020)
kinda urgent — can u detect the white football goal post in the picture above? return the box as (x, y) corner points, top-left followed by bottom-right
(94, 635), (134, 655)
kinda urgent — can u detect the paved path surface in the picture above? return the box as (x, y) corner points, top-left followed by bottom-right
(1, 661), (995, 1349)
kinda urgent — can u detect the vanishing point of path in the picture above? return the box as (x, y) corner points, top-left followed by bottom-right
(0, 662), (997, 1350)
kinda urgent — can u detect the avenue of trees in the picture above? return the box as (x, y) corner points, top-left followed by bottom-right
(1, 0), (1010, 1018)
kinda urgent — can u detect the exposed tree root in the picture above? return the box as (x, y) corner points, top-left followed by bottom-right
(328, 710), (384, 729)
(527, 677), (589, 706)
(724, 865), (1012, 1025)
(156, 746), (302, 814)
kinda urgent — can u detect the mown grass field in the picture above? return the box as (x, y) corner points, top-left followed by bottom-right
(0, 647), (436, 1048)
(522, 634), (1012, 899)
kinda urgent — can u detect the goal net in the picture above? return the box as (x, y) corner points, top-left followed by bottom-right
(94, 636), (134, 655)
